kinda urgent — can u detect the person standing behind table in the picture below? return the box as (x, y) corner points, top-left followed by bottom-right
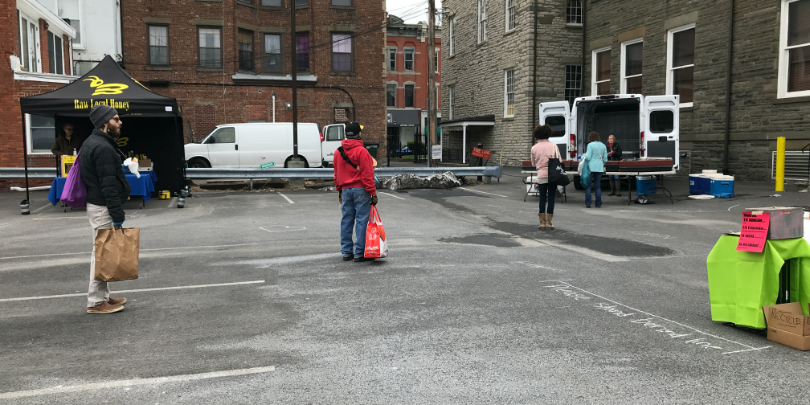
(333, 122), (378, 262)
(51, 122), (82, 156)
(80, 105), (131, 314)
(584, 131), (607, 208)
(530, 124), (560, 230)
(606, 135), (623, 197)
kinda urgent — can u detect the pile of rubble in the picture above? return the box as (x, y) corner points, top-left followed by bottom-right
(381, 172), (462, 191)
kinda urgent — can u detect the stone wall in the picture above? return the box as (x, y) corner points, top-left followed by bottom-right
(442, 0), (583, 166)
(584, 0), (810, 181)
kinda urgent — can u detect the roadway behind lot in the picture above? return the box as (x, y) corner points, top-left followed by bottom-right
(0, 168), (808, 404)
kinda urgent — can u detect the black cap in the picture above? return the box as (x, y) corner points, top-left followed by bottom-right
(345, 122), (363, 139)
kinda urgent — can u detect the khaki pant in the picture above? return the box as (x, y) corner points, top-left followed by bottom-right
(87, 203), (113, 307)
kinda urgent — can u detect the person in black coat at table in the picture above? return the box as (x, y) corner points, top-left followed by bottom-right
(607, 135), (623, 196)
(80, 104), (131, 314)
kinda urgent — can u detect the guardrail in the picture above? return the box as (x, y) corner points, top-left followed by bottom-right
(0, 166), (503, 182)
(771, 151), (810, 182)
(0, 168), (59, 179)
(185, 166), (503, 181)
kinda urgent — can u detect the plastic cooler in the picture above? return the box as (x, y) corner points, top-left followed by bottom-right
(710, 175), (734, 198)
(636, 175), (657, 195)
(689, 174), (702, 194)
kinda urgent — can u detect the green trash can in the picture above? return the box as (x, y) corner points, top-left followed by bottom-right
(364, 143), (379, 159)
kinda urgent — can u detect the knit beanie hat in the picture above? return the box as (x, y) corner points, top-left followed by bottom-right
(89, 105), (118, 129)
(345, 122), (363, 139)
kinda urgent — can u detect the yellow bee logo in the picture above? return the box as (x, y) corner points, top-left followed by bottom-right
(84, 76), (129, 96)
(117, 137), (129, 147)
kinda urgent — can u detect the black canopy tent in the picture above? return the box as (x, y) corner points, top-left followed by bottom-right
(19, 55), (185, 204)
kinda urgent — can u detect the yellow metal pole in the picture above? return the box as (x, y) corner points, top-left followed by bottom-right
(776, 136), (786, 192)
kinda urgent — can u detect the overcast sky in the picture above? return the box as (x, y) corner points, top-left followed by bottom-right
(387, 0), (442, 24)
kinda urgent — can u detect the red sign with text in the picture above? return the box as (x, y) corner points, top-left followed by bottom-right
(737, 212), (770, 253)
(471, 147), (492, 159)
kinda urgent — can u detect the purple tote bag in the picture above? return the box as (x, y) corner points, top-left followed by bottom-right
(60, 151), (87, 208)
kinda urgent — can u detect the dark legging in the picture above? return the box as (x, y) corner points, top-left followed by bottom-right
(538, 183), (555, 214)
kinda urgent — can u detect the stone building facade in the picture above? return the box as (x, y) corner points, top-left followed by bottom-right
(440, 0), (583, 165)
(584, 0), (810, 180)
(121, 0), (387, 162)
(441, 0), (810, 181)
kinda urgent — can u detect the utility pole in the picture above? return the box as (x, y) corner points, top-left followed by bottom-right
(290, 1), (300, 162)
(427, 0), (438, 167)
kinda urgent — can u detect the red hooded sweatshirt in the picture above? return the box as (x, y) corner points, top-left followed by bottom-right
(333, 139), (377, 195)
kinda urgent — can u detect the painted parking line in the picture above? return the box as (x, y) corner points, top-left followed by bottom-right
(540, 280), (770, 355)
(458, 187), (508, 198)
(0, 366), (276, 400)
(31, 203), (52, 214)
(378, 191), (406, 200)
(277, 192), (294, 204)
(168, 197), (177, 208)
(0, 242), (262, 261)
(0, 280), (265, 303)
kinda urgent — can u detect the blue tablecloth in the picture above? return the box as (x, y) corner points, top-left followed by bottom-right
(48, 171), (158, 206)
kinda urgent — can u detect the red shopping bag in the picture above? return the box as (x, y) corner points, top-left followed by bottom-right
(364, 206), (388, 258)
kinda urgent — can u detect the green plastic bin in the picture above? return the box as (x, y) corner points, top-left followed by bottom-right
(364, 143), (379, 159)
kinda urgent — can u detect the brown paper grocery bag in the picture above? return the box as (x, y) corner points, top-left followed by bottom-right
(94, 227), (140, 282)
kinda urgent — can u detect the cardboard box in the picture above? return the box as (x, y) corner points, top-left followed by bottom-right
(763, 302), (810, 350)
(745, 207), (804, 240)
(137, 158), (153, 171)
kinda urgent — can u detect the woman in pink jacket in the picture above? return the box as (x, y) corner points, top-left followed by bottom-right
(530, 124), (560, 230)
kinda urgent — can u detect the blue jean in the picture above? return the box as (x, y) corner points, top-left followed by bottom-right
(585, 172), (603, 207)
(609, 175), (619, 181)
(340, 187), (371, 257)
(537, 183), (555, 214)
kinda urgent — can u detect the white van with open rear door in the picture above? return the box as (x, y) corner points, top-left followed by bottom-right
(184, 122), (323, 168)
(538, 94), (680, 188)
(321, 123), (346, 166)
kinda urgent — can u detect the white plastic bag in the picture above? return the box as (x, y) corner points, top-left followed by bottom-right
(123, 158), (141, 178)
(577, 160), (584, 176)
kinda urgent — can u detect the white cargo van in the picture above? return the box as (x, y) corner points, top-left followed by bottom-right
(321, 123), (346, 165)
(184, 123), (323, 168)
(538, 94), (680, 171)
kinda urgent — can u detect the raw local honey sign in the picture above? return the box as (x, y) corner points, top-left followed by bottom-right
(737, 212), (770, 253)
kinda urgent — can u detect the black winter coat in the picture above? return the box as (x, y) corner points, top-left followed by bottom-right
(80, 129), (130, 223)
(607, 142), (623, 161)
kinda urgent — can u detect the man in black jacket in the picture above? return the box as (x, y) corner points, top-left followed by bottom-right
(81, 105), (130, 314)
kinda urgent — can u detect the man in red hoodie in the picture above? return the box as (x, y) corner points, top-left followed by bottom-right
(334, 122), (378, 262)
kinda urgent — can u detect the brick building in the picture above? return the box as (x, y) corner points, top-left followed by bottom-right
(441, 0), (810, 180)
(0, 0), (76, 189)
(121, 0), (387, 164)
(439, 0), (582, 164)
(385, 17), (441, 154)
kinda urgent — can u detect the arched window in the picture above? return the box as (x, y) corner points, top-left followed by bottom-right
(566, 0), (583, 25)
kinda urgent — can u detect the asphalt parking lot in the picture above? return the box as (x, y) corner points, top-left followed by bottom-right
(1, 169), (809, 404)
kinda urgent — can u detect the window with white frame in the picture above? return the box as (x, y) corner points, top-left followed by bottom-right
(667, 24), (695, 106)
(449, 85), (455, 119)
(592, 47), (611, 95)
(404, 48), (415, 71)
(58, 0), (82, 46)
(17, 11), (40, 73)
(565, 65), (582, 106)
(504, 69), (515, 117)
(263, 34), (282, 73)
(27, 114), (55, 154)
(478, 0), (487, 43)
(48, 31), (64, 74)
(149, 25), (169, 66)
(388, 47), (397, 71)
(779, 0), (810, 98)
(436, 85), (440, 108)
(434, 48), (439, 73)
(449, 16), (455, 55)
(506, 0), (516, 31)
(621, 39), (643, 94)
(566, 0), (582, 25)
